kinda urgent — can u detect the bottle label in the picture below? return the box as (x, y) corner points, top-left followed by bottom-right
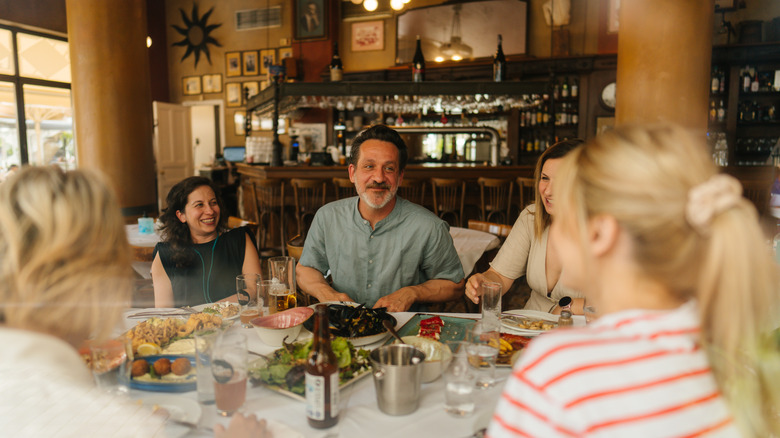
(330, 67), (342, 82)
(412, 68), (424, 82)
(305, 372), (339, 420)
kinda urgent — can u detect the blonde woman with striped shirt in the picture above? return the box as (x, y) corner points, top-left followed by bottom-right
(489, 125), (779, 437)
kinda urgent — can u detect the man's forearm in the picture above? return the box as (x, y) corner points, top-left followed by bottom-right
(404, 278), (465, 304)
(296, 264), (351, 303)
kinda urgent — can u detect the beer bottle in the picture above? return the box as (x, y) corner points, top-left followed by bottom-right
(306, 304), (340, 428)
(493, 34), (506, 82)
(329, 43), (343, 82)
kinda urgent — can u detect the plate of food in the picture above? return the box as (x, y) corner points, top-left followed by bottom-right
(500, 309), (561, 336)
(248, 337), (372, 401)
(192, 302), (241, 320)
(303, 302), (396, 347)
(126, 313), (225, 357)
(124, 355), (197, 392)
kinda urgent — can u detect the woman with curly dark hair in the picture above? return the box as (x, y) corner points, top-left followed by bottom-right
(152, 176), (262, 307)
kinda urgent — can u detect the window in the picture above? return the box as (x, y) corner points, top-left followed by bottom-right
(0, 26), (72, 178)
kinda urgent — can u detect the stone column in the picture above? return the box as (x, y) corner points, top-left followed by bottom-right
(615, 0), (714, 130)
(66, 0), (157, 216)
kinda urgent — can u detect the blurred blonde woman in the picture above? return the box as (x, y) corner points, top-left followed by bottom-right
(0, 167), (267, 438)
(489, 125), (780, 437)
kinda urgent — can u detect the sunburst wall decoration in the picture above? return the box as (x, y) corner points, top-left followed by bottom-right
(172, 3), (222, 67)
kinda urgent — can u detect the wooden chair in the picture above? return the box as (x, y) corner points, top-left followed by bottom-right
(516, 176), (536, 211)
(332, 177), (356, 200)
(467, 219), (513, 241)
(291, 178), (328, 238)
(398, 178), (426, 207)
(227, 215), (260, 248)
(253, 178), (286, 256)
(742, 179), (771, 217)
(431, 178), (466, 227)
(478, 177), (514, 224)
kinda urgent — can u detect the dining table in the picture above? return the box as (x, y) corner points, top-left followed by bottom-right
(118, 310), (510, 438)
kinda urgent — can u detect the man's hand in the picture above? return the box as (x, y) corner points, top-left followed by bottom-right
(318, 290), (354, 304)
(214, 413), (269, 438)
(374, 287), (417, 312)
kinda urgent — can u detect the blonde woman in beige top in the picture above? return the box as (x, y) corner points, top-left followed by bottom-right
(466, 139), (585, 313)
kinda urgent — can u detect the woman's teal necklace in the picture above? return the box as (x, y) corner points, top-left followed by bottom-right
(194, 235), (219, 303)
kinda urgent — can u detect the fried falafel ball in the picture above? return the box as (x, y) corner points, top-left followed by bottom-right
(153, 357), (171, 376)
(171, 357), (192, 376)
(131, 359), (150, 377)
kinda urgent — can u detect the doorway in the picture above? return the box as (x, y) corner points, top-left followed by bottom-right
(184, 100), (226, 174)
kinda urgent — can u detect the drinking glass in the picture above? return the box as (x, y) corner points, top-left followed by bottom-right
(466, 322), (500, 389)
(443, 341), (476, 417)
(480, 281), (502, 331)
(268, 256), (297, 314)
(583, 300), (600, 323)
(211, 330), (248, 417)
(194, 329), (221, 404)
(237, 273), (262, 328)
(89, 336), (132, 396)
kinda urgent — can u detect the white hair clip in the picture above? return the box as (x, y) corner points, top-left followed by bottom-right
(685, 174), (742, 234)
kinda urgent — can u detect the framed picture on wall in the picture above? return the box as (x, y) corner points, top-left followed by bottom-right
(243, 81), (260, 101)
(259, 49), (276, 75)
(278, 46), (293, 59)
(242, 50), (259, 76)
(295, 0), (327, 41)
(226, 82), (242, 107)
(351, 20), (384, 52)
(226, 52), (242, 77)
(202, 74), (223, 93)
(182, 76), (201, 95)
(233, 111), (246, 136)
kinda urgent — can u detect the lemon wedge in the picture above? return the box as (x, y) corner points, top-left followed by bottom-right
(137, 342), (161, 356)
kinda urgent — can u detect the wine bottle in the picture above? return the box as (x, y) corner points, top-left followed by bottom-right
(329, 43), (343, 82)
(412, 35), (425, 82)
(493, 34), (506, 82)
(305, 304), (340, 429)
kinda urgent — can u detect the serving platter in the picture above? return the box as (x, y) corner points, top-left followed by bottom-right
(304, 301), (396, 347)
(123, 355), (197, 392)
(501, 309), (585, 336)
(191, 302), (241, 320)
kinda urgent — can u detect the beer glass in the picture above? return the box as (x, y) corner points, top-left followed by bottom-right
(268, 256), (297, 313)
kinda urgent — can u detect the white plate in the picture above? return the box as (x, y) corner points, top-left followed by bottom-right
(308, 301), (394, 347)
(501, 309), (586, 336)
(192, 303), (241, 320)
(137, 394), (202, 438)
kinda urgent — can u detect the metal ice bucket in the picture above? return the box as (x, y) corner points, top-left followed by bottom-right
(369, 344), (426, 416)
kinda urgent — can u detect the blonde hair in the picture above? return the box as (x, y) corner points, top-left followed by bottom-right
(0, 166), (132, 344)
(554, 125), (780, 436)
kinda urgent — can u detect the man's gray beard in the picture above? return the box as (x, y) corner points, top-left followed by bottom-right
(359, 186), (397, 209)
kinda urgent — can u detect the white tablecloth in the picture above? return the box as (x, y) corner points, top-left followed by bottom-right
(449, 227), (501, 275)
(121, 311), (506, 438)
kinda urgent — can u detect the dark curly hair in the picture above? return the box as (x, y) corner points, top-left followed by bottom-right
(349, 124), (408, 170)
(158, 177), (228, 266)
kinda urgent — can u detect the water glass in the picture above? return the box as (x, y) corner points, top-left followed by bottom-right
(583, 301), (600, 323)
(443, 341), (476, 417)
(212, 330), (248, 417)
(480, 281), (502, 331)
(194, 329), (220, 404)
(268, 256), (297, 313)
(237, 273), (262, 328)
(466, 323), (500, 389)
(89, 336), (131, 396)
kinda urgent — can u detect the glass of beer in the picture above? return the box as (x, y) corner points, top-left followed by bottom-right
(211, 330), (247, 417)
(236, 273), (262, 328)
(268, 256), (298, 314)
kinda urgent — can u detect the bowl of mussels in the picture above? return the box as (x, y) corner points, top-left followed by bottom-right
(303, 302), (396, 347)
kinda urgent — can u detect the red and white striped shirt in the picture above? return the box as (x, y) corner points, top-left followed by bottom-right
(488, 302), (740, 437)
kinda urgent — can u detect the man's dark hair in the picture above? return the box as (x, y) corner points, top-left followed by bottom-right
(349, 124), (408, 171)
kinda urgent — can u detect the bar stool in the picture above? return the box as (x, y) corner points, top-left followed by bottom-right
(516, 176), (536, 211)
(253, 178), (286, 256)
(291, 178), (328, 238)
(477, 177), (514, 224)
(431, 178), (466, 227)
(332, 177), (356, 200)
(398, 178), (426, 207)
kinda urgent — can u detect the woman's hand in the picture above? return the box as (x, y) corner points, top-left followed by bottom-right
(465, 269), (513, 305)
(214, 413), (269, 438)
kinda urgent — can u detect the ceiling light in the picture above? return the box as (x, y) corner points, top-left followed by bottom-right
(434, 56), (444, 62)
(439, 5), (472, 61)
(363, 0), (378, 11)
(146, 36), (152, 48)
(390, 0), (404, 10)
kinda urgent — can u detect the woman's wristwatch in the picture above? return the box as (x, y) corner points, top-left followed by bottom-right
(556, 296), (572, 313)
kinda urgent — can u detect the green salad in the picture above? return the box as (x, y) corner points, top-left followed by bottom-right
(249, 337), (371, 396)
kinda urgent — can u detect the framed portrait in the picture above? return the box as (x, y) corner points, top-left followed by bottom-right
(226, 82), (242, 107)
(242, 50), (259, 76)
(243, 81), (260, 101)
(714, 0), (736, 11)
(202, 74), (223, 93)
(295, 0), (327, 41)
(352, 20), (384, 52)
(225, 52), (242, 77)
(233, 111), (246, 136)
(278, 46), (293, 59)
(182, 76), (201, 95)
(259, 49), (276, 75)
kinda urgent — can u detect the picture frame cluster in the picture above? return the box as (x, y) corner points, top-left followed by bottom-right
(224, 47), (293, 107)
